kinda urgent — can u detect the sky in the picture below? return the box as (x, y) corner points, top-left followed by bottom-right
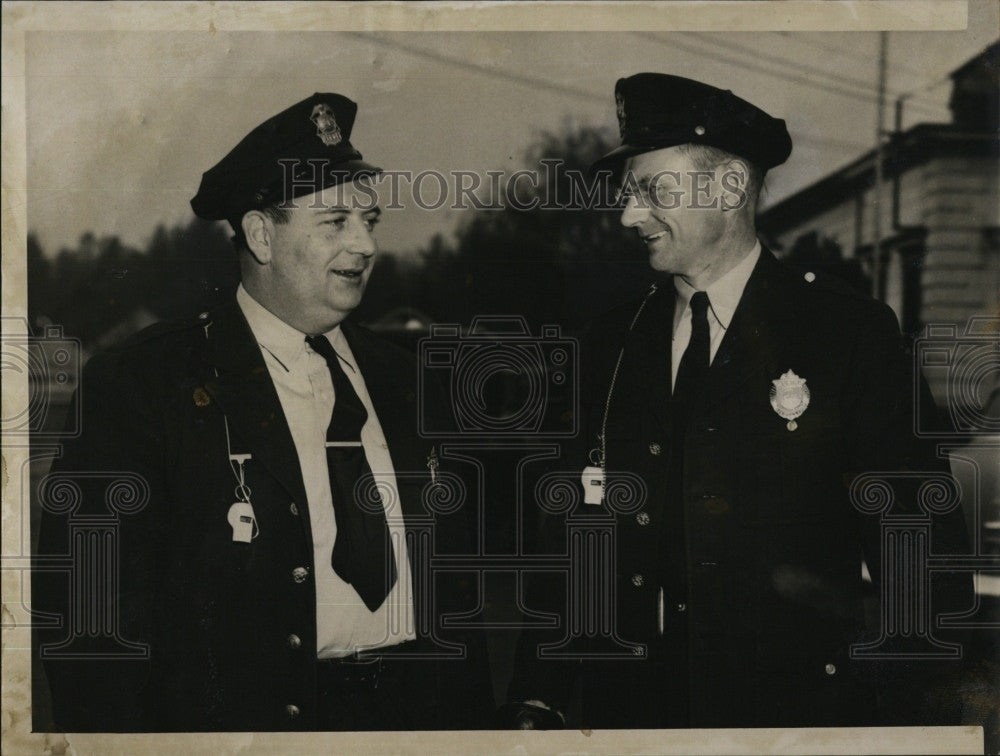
(23, 2), (1000, 258)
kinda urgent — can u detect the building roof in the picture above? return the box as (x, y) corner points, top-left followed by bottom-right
(758, 41), (1000, 237)
(758, 123), (998, 236)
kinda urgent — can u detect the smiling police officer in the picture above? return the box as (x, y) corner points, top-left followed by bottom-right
(506, 73), (973, 730)
(36, 93), (489, 732)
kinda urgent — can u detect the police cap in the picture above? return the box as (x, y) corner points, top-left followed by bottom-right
(190, 93), (380, 222)
(591, 73), (792, 176)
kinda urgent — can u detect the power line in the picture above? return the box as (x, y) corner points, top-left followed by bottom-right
(893, 74), (955, 128)
(346, 32), (606, 105)
(687, 32), (948, 114)
(902, 72), (953, 99)
(793, 133), (869, 152)
(357, 30), (946, 123)
(635, 32), (948, 119)
(634, 32), (883, 106)
(768, 30), (961, 118)
(771, 31), (935, 79)
(346, 33), (914, 157)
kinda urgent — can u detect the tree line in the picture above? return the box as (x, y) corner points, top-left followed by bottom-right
(28, 122), (854, 351)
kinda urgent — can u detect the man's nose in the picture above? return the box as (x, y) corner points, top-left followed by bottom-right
(620, 193), (648, 228)
(345, 218), (377, 257)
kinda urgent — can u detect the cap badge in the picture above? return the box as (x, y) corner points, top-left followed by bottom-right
(310, 102), (343, 147)
(770, 369), (810, 431)
(615, 92), (626, 138)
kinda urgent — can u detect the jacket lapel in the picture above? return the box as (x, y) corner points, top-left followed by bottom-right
(200, 301), (313, 546)
(701, 247), (787, 412)
(619, 284), (676, 436)
(620, 248), (789, 432)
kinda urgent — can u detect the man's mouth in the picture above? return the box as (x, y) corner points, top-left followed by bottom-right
(329, 267), (366, 280)
(642, 231), (667, 243)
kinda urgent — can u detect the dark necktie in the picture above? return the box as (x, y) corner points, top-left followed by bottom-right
(305, 334), (397, 612)
(671, 290), (711, 422)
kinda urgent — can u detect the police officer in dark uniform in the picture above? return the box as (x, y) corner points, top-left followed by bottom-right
(35, 93), (490, 732)
(505, 73), (972, 729)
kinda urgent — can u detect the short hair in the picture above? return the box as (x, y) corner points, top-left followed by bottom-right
(229, 204), (291, 252)
(678, 143), (765, 211)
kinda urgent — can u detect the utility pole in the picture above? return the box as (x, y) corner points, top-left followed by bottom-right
(872, 31), (888, 300)
(892, 93), (909, 231)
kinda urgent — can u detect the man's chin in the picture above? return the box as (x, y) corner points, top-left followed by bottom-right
(322, 288), (366, 317)
(647, 247), (676, 273)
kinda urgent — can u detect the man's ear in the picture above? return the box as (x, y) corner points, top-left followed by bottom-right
(720, 158), (750, 212)
(242, 211), (273, 264)
(724, 158), (749, 192)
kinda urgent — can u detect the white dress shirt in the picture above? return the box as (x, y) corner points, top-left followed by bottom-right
(671, 241), (761, 391)
(237, 285), (416, 658)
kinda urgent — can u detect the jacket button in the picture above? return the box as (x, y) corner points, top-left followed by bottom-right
(289, 501), (299, 516)
(292, 567), (309, 583)
(286, 704), (300, 718)
(636, 512), (650, 526)
(631, 573), (644, 587)
(648, 442), (661, 456)
(287, 634), (302, 649)
(825, 663), (836, 675)
(677, 603), (687, 613)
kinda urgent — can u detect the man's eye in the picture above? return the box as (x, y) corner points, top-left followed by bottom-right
(323, 216), (347, 228)
(363, 216), (380, 231)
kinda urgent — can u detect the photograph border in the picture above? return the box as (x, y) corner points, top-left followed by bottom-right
(1, 2), (985, 754)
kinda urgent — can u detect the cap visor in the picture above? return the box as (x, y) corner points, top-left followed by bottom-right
(589, 143), (652, 177)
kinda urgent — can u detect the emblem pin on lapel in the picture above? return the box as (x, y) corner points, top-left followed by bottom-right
(770, 370), (810, 431)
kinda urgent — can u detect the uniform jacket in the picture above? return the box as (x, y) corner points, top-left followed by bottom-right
(510, 248), (972, 728)
(35, 299), (491, 732)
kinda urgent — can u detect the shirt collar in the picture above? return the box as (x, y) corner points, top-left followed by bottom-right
(673, 240), (761, 330)
(237, 285), (358, 374)
(236, 284), (310, 371)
